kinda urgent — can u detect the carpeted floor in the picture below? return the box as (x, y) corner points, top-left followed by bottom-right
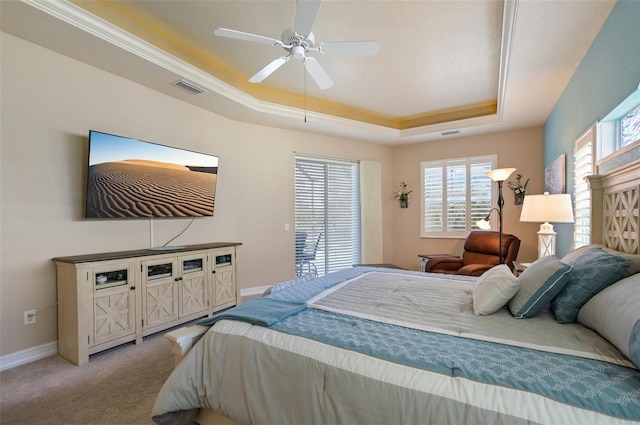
(0, 332), (175, 425)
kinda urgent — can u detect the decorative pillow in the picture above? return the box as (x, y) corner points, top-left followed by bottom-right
(552, 248), (631, 324)
(562, 244), (640, 277)
(472, 265), (519, 316)
(577, 273), (640, 368)
(509, 256), (572, 319)
(560, 244), (598, 264)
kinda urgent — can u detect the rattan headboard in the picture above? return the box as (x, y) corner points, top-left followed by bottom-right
(588, 159), (640, 254)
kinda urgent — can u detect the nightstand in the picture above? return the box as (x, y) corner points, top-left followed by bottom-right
(512, 261), (531, 276)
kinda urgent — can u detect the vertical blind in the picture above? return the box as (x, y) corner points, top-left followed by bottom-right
(295, 156), (361, 276)
(573, 128), (595, 248)
(421, 156), (495, 237)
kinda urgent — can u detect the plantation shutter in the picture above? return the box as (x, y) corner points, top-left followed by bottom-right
(446, 162), (467, 232)
(470, 161), (494, 228)
(423, 166), (444, 232)
(573, 127), (595, 248)
(421, 156), (495, 237)
(295, 156), (361, 276)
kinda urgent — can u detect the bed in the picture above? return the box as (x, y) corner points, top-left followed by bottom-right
(152, 160), (640, 425)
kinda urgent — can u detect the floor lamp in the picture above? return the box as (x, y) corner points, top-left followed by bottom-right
(477, 168), (516, 264)
(520, 192), (574, 258)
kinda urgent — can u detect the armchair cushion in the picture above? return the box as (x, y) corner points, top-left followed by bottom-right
(424, 257), (463, 274)
(458, 263), (496, 277)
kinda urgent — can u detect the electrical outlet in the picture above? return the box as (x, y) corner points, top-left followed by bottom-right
(24, 309), (37, 325)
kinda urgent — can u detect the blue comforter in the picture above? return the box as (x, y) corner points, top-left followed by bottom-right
(205, 267), (640, 421)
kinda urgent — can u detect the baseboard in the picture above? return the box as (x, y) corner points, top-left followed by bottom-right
(240, 285), (270, 301)
(0, 287), (268, 371)
(0, 341), (58, 372)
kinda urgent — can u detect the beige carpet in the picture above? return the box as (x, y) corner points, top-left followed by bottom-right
(0, 332), (175, 425)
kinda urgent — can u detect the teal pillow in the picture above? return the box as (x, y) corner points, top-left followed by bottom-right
(561, 244), (640, 277)
(508, 256), (572, 319)
(552, 248), (631, 324)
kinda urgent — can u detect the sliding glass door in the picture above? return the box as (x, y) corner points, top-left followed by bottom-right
(294, 156), (361, 276)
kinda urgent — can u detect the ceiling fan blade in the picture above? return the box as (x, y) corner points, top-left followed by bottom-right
(319, 41), (380, 56)
(249, 56), (290, 83)
(294, 0), (321, 37)
(215, 28), (282, 47)
(304, 57), (333, 90)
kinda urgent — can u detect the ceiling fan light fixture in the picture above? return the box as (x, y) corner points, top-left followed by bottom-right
(292, 45), (306, 59)
(214, 0), (378, 90)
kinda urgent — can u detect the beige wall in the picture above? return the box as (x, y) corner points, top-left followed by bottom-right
(387, 128), (545, 270)
(0, 33), (395, 356)
(1, 32), (543, 359)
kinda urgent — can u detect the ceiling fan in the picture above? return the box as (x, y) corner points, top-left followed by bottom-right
(214, 0), (379, 90)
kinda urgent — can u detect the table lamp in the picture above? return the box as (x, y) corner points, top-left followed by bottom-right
(520, 192), (574, 258)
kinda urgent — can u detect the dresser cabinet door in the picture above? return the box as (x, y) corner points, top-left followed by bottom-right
(179, 254), (209, 317)
(143, 258), (179, 328)
(213, 249), (237, 308)
(91, 263), (136, 346)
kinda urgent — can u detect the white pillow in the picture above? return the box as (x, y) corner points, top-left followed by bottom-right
(472, 265), (519, 315)
(577, 273), (640, 368)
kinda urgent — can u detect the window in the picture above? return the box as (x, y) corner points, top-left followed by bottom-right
(572, 86), (639, 248)
(295, 156), (361, 276)
(573, 124), (596, 249)
(420, 155), (496, 237)
(599, 85), (640, 158)
(621, 103), (640, 148)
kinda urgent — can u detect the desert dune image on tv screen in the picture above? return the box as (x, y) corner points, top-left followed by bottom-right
(85, 132), (218, 218)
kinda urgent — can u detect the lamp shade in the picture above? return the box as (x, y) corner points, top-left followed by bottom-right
(520, 193), (575, 223)
(485, 168), (516, 182)
(476, 218), (492, 230)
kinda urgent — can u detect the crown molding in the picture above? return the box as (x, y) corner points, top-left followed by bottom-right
(497, 0), (518, 119)
(21, 0), (515, 144)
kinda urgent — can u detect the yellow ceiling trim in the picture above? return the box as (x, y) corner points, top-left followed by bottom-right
(71, 1), (497, 132)
(398, 101), (498, 130)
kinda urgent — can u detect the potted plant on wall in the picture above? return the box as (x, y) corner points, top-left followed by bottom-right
(396, 182), (412, 208)
(508, 174), (529, 205)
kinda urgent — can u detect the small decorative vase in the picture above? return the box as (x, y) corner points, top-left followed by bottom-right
(400, 200), (408, 208)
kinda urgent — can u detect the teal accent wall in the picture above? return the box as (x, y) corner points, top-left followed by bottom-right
(543, 0), (640, 256)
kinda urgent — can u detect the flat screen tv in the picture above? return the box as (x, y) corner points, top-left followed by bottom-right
(85, 130), (219, 219)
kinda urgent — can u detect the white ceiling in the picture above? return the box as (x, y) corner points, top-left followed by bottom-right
(0, 0), (616, 144)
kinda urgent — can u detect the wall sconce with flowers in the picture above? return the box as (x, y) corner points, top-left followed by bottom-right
(508, 174), (529, 205)
(396, 182), (412, 208)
